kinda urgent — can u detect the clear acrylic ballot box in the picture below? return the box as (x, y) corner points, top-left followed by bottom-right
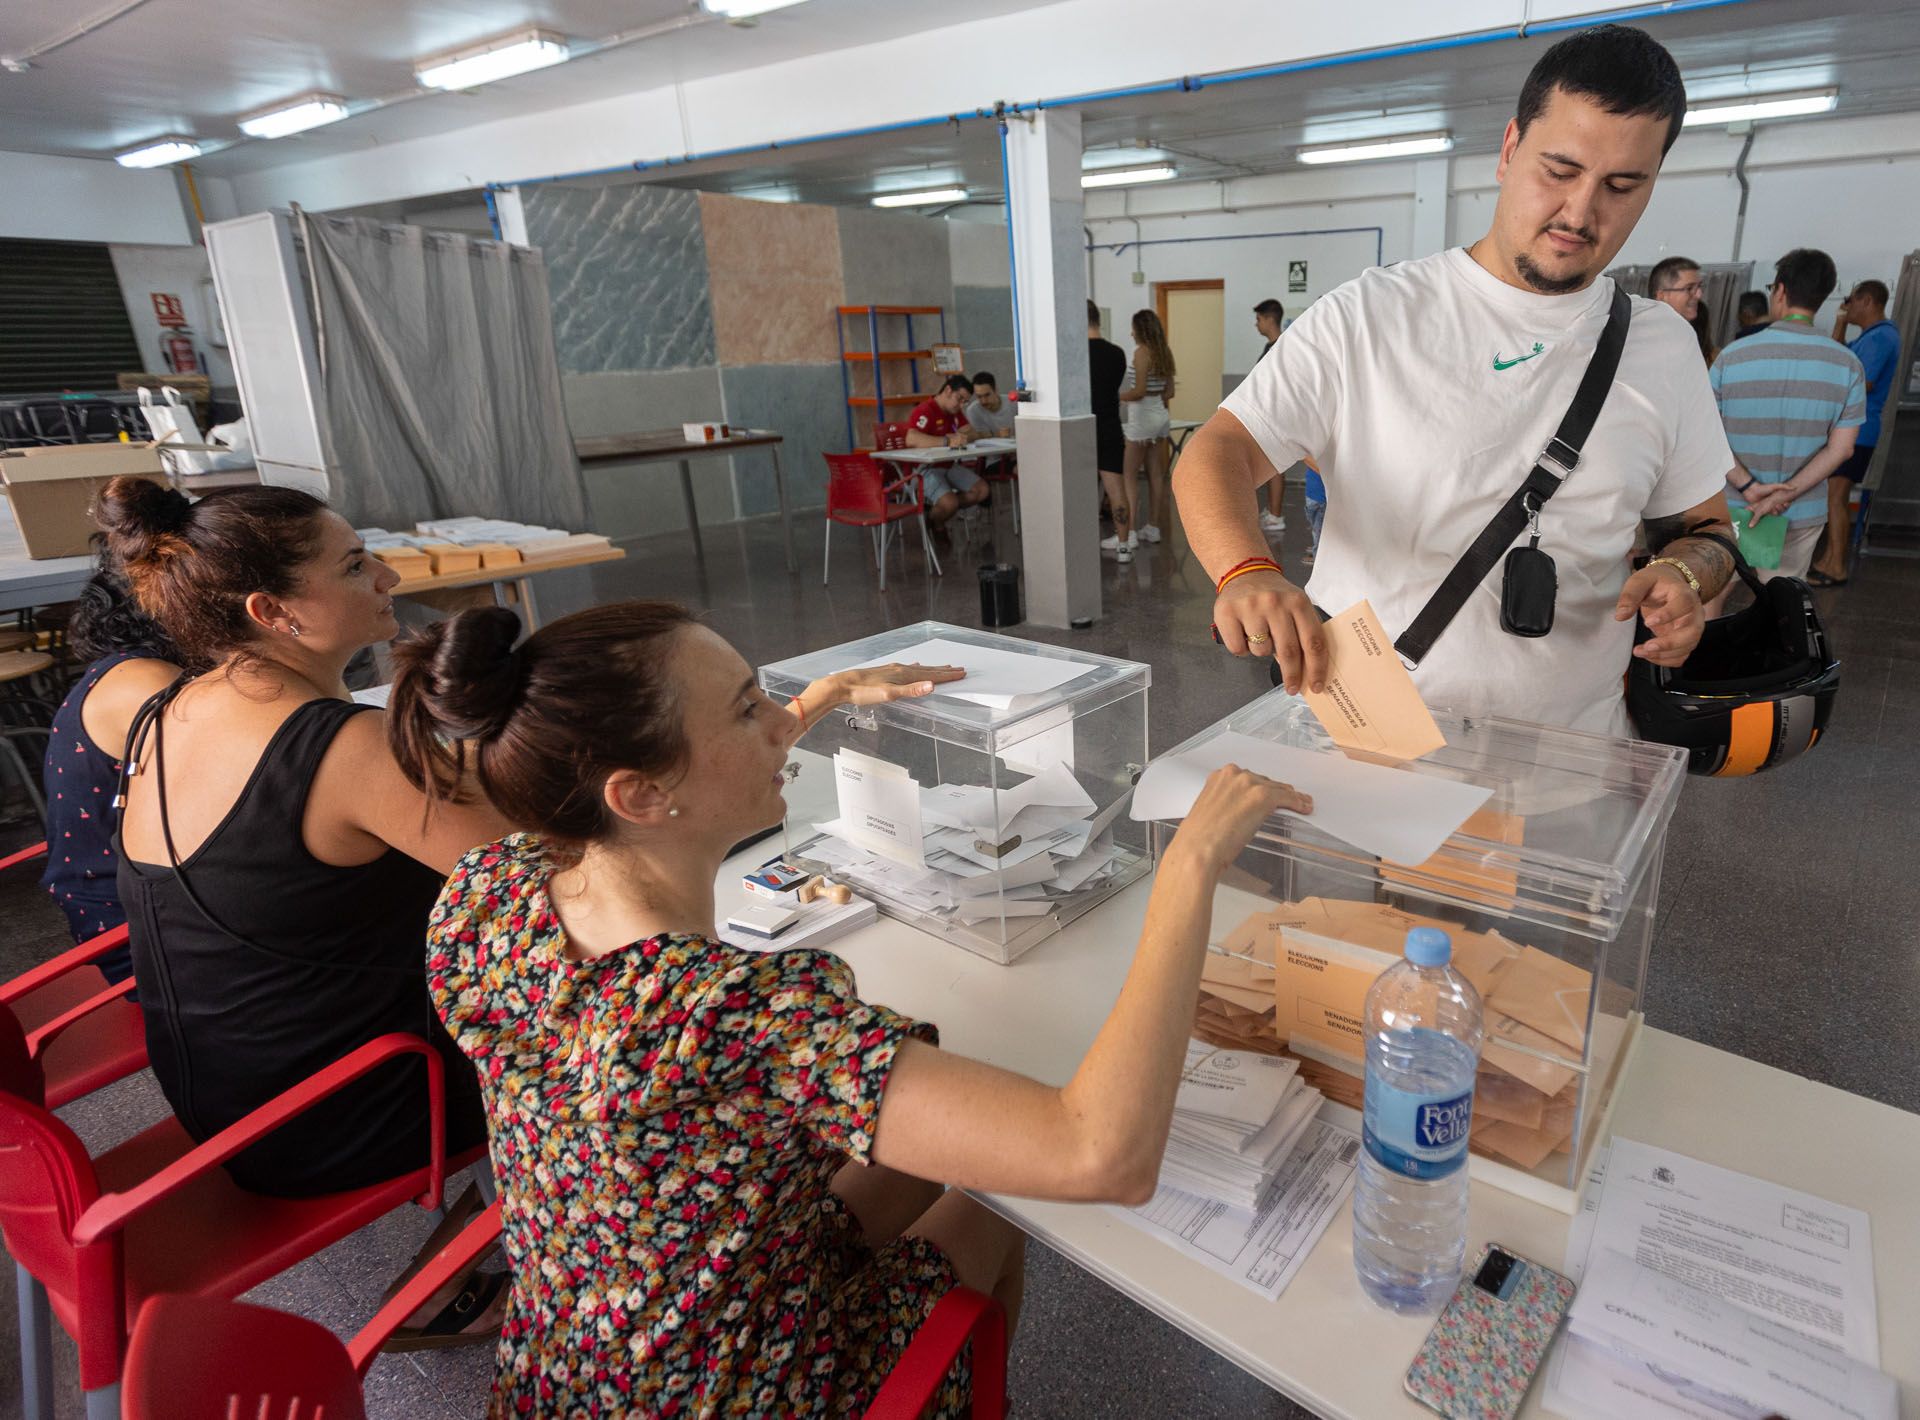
(1150, 688), (1687, 1211)
(759, 622), (1151, 965)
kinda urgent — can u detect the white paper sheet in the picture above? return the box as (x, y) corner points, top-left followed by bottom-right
(1128, 729), (1493, 866)
(1564, 1142), (1610, 1283)
(350, 683), (393, 708)
(1110, 1112), (1361, 1302)
(851, 636), (1097, 710)
(1567, 1247), (1897, 1420)
(1000, 702), (1075, 776)
(1175, 1039), (1297, 1128)
(833, 749), (925, 867)
(1047, 835), (1119, 893)
(1585, 1138), (1880, 1366)
(1544, 1332), (1757, 1420)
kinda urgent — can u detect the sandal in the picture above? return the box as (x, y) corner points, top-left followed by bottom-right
(1806, 570), (1849, 588)
(382, 1267), (511, 1352)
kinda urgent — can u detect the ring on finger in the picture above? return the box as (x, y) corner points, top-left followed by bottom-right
(1246, 631), (1271, 645)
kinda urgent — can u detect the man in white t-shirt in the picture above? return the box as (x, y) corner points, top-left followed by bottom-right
(1174, 24), (1738, 736)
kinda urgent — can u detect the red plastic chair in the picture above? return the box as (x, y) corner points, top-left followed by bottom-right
(823, 452), (943, 593)
(0, 841), (148, 1111)
(874, 420), (910, 452)
(124, 1191), (1005, 1420)
(122, 1200), (507, 1420)
(0, 1020), (470, 1418)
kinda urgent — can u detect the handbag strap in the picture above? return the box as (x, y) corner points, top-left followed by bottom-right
(1395, 284), (1633, 668)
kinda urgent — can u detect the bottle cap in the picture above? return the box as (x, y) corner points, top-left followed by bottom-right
(1404, 927), (1452, 966)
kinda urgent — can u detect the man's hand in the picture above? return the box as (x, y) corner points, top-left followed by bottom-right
(1616, 561), (1705, 667)
(1213, 569), (1329, 694)
(1745, 482), (1797, 519)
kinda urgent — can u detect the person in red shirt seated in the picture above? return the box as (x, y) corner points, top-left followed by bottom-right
(905, 375), (990, 534)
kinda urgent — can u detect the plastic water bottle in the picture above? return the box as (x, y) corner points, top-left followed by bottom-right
(1352, 927), (1484, 1313)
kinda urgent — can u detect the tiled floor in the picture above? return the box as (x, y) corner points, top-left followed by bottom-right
(2, 485), (1914, 1419)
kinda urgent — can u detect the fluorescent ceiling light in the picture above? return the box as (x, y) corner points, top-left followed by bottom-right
(701, 0), (812, 15)
(238, 94), (349, 140)
(872, 187), (968, 208)
(415, 30), (569, 91)
(1298, 132), (1452, 165)
(1683, 89), (1836, 126)
(115, 137), (201, 168)
(1082, 164), (1177, 188)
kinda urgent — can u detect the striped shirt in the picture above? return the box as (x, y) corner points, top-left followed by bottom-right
(1709, 322), (1865, 523)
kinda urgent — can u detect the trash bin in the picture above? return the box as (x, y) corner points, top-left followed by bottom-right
(978, 563), (1022, 627)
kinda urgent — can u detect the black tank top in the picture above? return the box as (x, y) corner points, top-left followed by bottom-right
(117, 691), (483, 1197)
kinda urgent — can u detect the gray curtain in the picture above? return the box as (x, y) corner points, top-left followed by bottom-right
(1606, 261), (1752, 349)
(298, 211), (589, 532)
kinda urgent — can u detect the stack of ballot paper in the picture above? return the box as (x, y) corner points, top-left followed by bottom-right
(1157, 1040), (1324, 1210)
(799, 749), (1133, 931)
(1192, 897), (1597, 1170)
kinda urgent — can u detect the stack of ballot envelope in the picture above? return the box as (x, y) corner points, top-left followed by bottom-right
(1157, 1041), (1324, 1211)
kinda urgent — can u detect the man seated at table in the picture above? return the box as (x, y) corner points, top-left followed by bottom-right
(907, 375), (990, 536)
(965, 370), (1018, 484)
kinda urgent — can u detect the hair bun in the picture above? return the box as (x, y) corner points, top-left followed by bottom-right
(414, 606), (527, 743)
(95, 476), (192, 542)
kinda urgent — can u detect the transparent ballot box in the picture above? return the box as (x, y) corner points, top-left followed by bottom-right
(1148, 689), (1687, 1210)
(759, 622), (1151, 965)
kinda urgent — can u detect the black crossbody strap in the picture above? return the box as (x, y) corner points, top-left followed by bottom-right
(1395, 285), (1633, 668)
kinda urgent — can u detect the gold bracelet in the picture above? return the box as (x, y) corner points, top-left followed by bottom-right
(1647, 556), (1700, 594)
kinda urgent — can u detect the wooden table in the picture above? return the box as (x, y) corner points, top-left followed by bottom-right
(574, 429), (794, 572)
(391, 544), (625, 630)
(722, 746), (1920, 1418)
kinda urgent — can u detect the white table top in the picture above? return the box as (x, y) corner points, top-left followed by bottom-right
(874, 438), (1017, 466)
(727, 747), (1920, 1418)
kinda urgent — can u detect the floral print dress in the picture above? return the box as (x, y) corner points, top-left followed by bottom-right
(427, 834), (968, 1419)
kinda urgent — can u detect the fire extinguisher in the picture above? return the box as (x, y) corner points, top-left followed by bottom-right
(161, 327), (201, 375)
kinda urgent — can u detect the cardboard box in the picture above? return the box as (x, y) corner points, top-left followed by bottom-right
(372, 547), (434, 580)
(0, 443), (167, 559)
(417, 542), (482, 575)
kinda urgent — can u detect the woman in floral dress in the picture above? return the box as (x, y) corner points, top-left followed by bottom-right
(388, 601), (1308, 1418)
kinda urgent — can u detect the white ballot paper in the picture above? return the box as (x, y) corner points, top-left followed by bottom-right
(1565, 1247), (1897, 1420)
(1128, 729), (1492, 866)
(1111, 1110), (1360, 1303)
(1582, 1138), (1880, 1367)
(832, 749), (925, 867)
(851, 636), (1096, 711)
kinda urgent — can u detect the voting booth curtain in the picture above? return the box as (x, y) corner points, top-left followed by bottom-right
(298, 211), (590, 533)
(1606, 261), (1753, 350)
(1865, 247), (1920, 493)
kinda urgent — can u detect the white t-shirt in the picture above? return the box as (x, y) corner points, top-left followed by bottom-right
(1220, 247), (1732, 736)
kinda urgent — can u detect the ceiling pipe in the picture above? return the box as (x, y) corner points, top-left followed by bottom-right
(1729, 126), (1757, 262)
(1, 0), (157, 71)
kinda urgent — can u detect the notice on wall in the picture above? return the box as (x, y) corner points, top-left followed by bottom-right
(1288, 260), (1308, 294)
(150, 292), (187, 328)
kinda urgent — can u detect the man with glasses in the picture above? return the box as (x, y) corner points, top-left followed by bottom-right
(1649, 256), (1713, 363)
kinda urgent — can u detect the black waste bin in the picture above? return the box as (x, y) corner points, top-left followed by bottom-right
(978, 563), (1022, 627)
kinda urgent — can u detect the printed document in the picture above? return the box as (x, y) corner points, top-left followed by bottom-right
(831, 750), (925, 867)
(1111, 1109), (1360, 1302)
(1128, 729), (1492, 865)
(1580, 1137), (1880, 1366)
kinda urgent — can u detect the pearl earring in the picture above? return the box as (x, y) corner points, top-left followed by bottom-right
(667, 807), (680, 818)
(287, 623), (302, 638)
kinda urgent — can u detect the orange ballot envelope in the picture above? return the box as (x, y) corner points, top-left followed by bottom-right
(1300, 600), (1445, 760)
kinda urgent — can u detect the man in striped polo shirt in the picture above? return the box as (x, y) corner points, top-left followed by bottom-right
(1707, 247), (1864, 611)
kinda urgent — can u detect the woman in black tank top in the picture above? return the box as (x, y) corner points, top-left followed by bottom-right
(98, 478), (511, 1198)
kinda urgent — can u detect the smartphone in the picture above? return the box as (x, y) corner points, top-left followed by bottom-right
(1403, 1244), (1576, 1420)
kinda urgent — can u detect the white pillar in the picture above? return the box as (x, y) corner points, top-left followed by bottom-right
(1003, 108), (1100, 629)
(1410, 156), (1451, 259)
(491, 186), (530, 246)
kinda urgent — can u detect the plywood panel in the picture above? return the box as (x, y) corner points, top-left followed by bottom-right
(701, 192), (843, 366)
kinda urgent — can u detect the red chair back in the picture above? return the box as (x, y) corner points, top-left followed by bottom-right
(864, 1286), (1007, 1419)
(123, 1294), (364, 1420)
(825, 452), (891, 520)
(0, 1008), (111, 1331)
(875, 421), (910, 451)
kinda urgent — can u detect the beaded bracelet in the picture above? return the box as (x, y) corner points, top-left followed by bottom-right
(1215, 558), (1283, 595)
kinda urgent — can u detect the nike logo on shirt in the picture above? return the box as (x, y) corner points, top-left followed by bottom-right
(1492, 343), (1546, 371)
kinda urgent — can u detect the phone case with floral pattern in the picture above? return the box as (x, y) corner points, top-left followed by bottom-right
(1403, 1244), (1575, 1420)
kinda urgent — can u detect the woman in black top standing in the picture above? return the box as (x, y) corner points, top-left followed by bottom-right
(99, 477), (510, 1199)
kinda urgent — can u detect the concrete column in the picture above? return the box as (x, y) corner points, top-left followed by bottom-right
(1002, 108), (1100, 629)
(1411, 156), (1451, 259)
(491, 186), (530, 246)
